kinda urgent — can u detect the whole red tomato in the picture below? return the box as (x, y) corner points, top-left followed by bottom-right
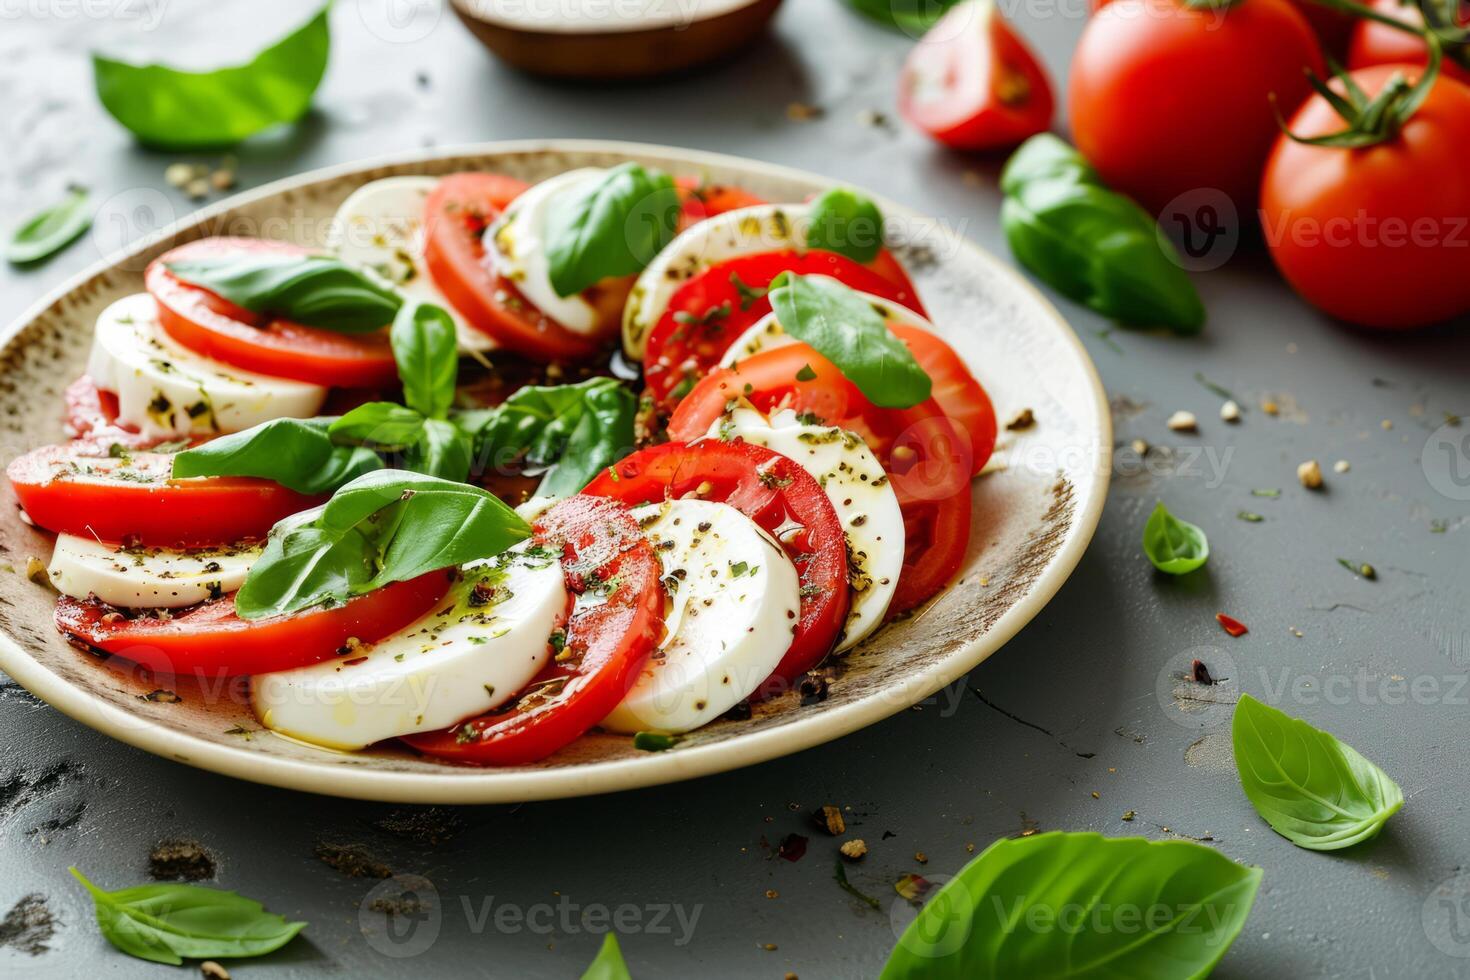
(1089, 0), (1355, 55)
(1260, 64), (1470, 328)
(899, 0), (1054, 151)
(1069, 0), (1323, 216)
(1348, 0), (1470, 85)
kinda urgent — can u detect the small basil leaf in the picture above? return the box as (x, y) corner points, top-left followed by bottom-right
(839, 0), (960, 32)
(165, 254), (401, 333)
(465, 377), (637, 499)
(70, 867), (307, 966)
(172, 417), (382, 495)
(766, 273), (930, 409)
(329, 403), (426, 450)
(544, 163), (680, 297)
(1232, 694), (1404, 851)
(234, 470), (529, 620)
(806, 187), (885, 264)
(880, 832), (1261, 979)
(1142, 501), (1209, 574)
(391, 302), (458, 420)
(92, 6), (330, 149)
(581, 933), (634, 980)
(1000, 134), (1205, 333)
(6, 186), (91, 265)
(404, 418), (473, 483)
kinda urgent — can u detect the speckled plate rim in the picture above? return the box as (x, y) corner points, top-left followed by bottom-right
(0, 139), (1110, 804)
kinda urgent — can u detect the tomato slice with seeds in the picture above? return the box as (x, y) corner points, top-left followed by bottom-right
(642, 249), (928, 409)
(56, 572), (450, 677)
(7, 442), (321, 548)
(667, 344), (973, 615)
(675, 177), (768, 229)
(890, 324), (996, 477)
(404, 495), (664, 766)
(146, 238), (398, 388)
(581, 439), (851, 698)
(421, 173), (628, 361)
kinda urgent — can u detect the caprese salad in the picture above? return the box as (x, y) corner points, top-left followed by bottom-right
(7, 161), (998, 766)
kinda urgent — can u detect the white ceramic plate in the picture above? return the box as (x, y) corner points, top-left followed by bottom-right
(0, 140), (1110, 803)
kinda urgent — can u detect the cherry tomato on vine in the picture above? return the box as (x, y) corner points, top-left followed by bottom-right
(1348, 0), (1470, 85)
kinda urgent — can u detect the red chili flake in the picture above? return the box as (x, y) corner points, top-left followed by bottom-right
(1216, 613), (1249, 637)
(777, 833), (809, 863)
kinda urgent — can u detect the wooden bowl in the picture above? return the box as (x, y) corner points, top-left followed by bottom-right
(450, 0), (784, 79)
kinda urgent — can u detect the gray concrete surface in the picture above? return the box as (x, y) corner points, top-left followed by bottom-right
(1, 1), (1467, 976)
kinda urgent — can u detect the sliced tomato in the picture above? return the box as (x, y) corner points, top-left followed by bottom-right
(642, 249), (928, 409)
(668, 344), (972, 615)
(890, 324), (996, 477)
(899, 0), (1055, 151)
(146, 238), (398, 388)
(404, 496), (664, 766)
(675, 177), (767, 229)
(63, 375), (122, 439)
(421, 173), (620, 361)
(582, 439), (851, 696)
(56, 572), (450, 677)
(8, 443), (320, 548)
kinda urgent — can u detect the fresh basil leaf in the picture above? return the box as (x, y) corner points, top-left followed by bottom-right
(392, 302), (458, 420)
(544, 163), (680, 298)
(404, 418), (473, 483)
(1142, 501), (1209, 574)
(1000, 134), (1205, 333)
(329, 403), (426, 450)
(70, 867), (306, 966)
(165, 254), (401, 333)
(172, 417), (382, 495)
(839, 0), (961, 32)
(806, 187), (885, 264)
(766, 273), (930, 409)
(92, 6), (330, 149)
(465, 377), (636, 499)
(1233, 694), (1403, 851)
(581, 933), (634, 980)
(6, 186), (91, 265)
(880, 832), (1261, 979)
(234, 470), (529, 619)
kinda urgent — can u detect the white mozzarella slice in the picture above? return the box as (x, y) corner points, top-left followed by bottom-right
(601, 499), (801, 734)
(622, 202), (812, 359)
(87, 294), (327, 438)
(485, 168), (607, 337)
(710, 405), (904, 651)
(719, 283), (937, 368)
(252, 546), (567, 751)
(47, 534), (260, 609)
(326, 176), (496, 354)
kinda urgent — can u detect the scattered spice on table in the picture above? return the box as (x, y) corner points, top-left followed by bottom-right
(1297, 459), (1324, 489)
(840, 839), (868, 860)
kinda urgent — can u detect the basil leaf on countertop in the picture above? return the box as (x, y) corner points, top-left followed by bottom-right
(172, 417), (382, 495)
(581, 933), (634, 980)
(165, 253), (401, 333)
(880, 832), (1261, 979)
(5, 186), (91, 265)
(391, 302), (458, 420)
(807, 187), (885, 264)
(235, 469), (529, 620)
(460, 376), (637, 499)
(1233, 694), (1404, 851)
(404, 418), (473, 483)
(840, 0), (961, 33)
(766, 272), (930, 409)
(1000, 134), (1205, 333)
(329, 403), (426, 451)
(1142, 501), (1209, 574)
(544, 163), (680, 298)
(70, 867), (306, 966)
(92, 5), (330, 149)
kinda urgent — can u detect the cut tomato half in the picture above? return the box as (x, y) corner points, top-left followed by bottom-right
(146, 238), (398, 388)
(404, 495), (664, 766)
(582, 439), (851, 697)
(56, 572), (451, 677)
(642, 249), (928, 409)
(8, 443), (320, 548)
